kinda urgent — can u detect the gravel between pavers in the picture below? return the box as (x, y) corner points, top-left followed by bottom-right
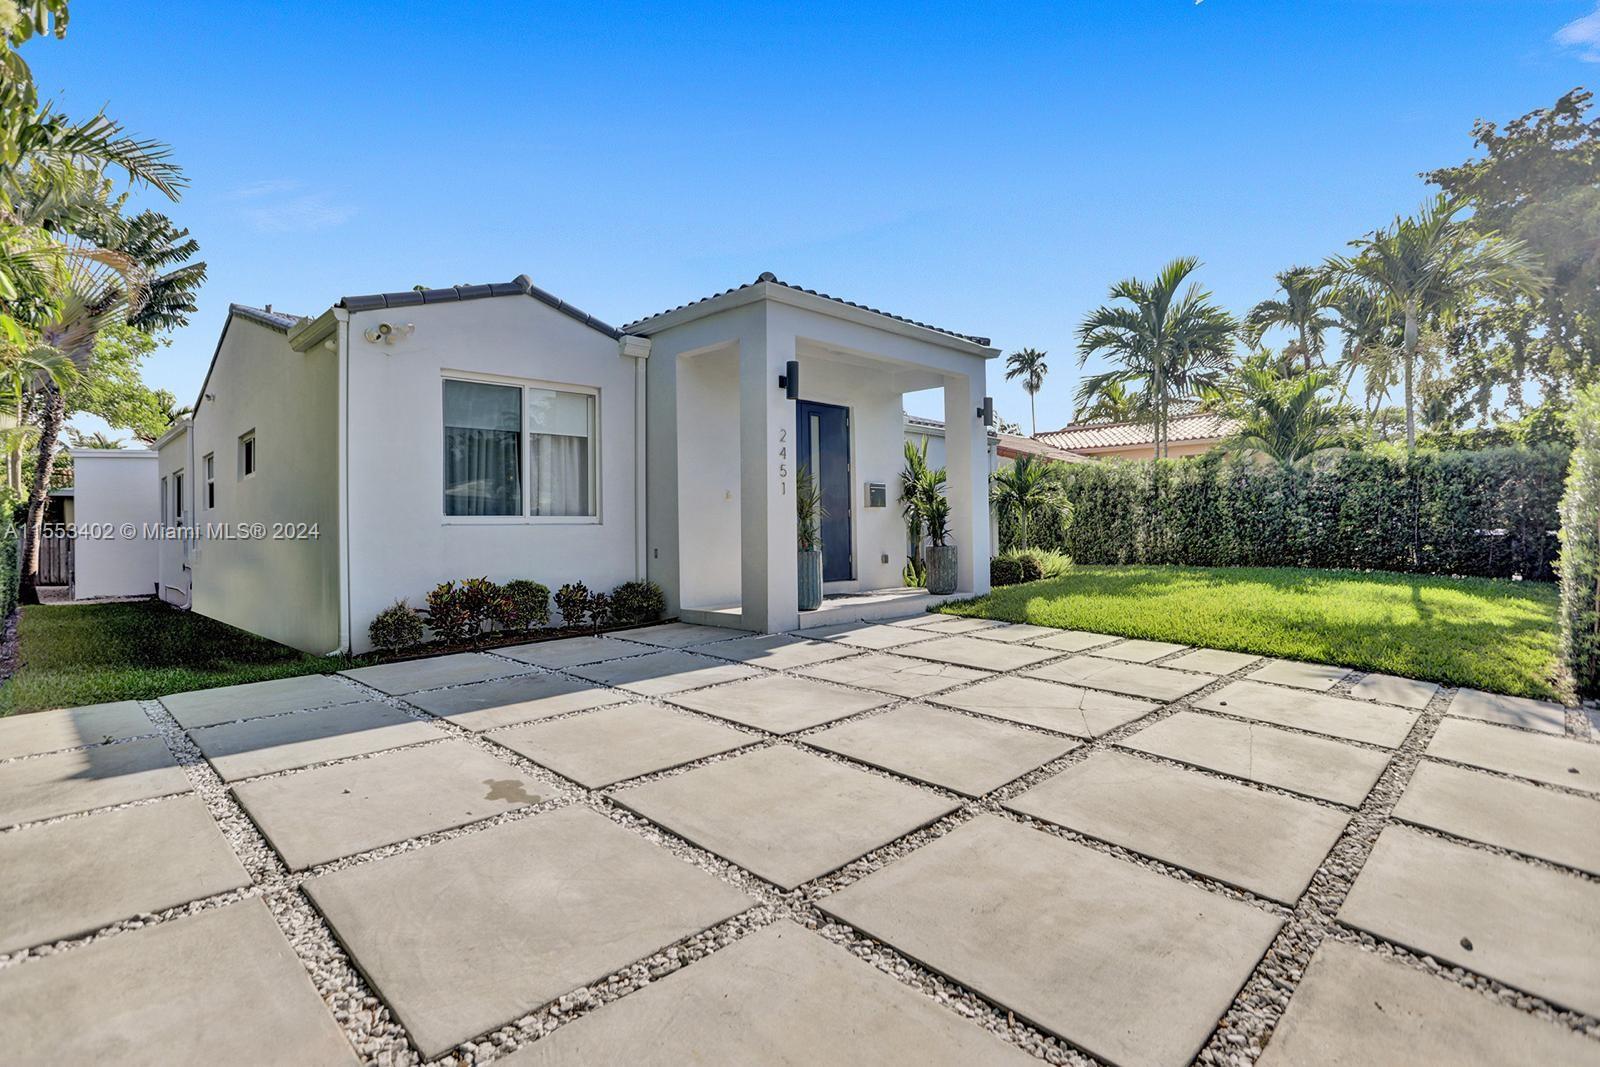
(5, 623), (1595, 1064)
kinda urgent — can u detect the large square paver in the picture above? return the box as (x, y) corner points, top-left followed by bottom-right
(1164, 648), (1261, 675)
(1007, 750), (1348, 903)
(0, 701), (152, 759)
(1259, 940), (1600, 1067)
(0, 796), (248, 953)
(1096, 638), (1187, 663)
(969, 622), (1065, 643)
(1349, 672), (1439, 709)
(1025, 656), (1210, 702)
(504, 922), (1038, 1066)
(666, 674), (890, 734)
(189, 701), (440, 782)
(795, 652), (986, 698)
(0, 737), (189, 828)
(805, 622), (933, 650)
(1029, 629), (1119, 653)
(906, 615), (1001, 635)
(623, 622), (748, 648)
(160, 674), (361, 728)
(304, 806), (752, 1058)
(821, 815), (1282, 1067)
(568, 650), (759, 696)
(1392, 761), (1600, 875)
(689, 633), (859, 671)
(491, 704), (755, 787)
(898, 635), (1058, 672)
(807, 703), (1074, 796)
(1340, 826), (1600, 1017)
(1427, 717), (1600, 793)
(933, 675), (1157, 738)
(341, 652), (533, 695)
(1247, 659), (1351, 691)
(1197, 681), (1418, 747)
(1448, 688), (1568, 735)
(613, 746), (958, 889)
(232, 739), (546, 870)
(495, 635), (655, 669)
(405, 674), (626, 732)
(0, 899), (356, 1065)
(1120, 711), (1389, 806)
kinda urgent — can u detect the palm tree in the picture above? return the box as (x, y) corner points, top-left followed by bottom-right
(66, 428), (122, 449)
(1004, 348), (1049, 435)
(1224, 364), (1347, 467)
(1243, 267), (1340, 373)
(899, 439), (945, 571)
(1076, 257), (1237, 459)
(0, 341), (75, 492)
(1072, 380), (1147, 424)
(1329, 196), (1540, 451)
(990, 454), (1072, 551)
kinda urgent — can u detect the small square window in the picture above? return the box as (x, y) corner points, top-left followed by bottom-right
(239, 432), (256, 479)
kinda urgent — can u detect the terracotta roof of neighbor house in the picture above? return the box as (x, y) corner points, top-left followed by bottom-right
(1035, 411), (1238, 451)
(625, 272), (992, 347)
(336, 275), (623, 339)
(996, 433), (1092, 463)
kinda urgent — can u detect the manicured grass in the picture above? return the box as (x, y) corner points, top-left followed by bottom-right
(942, 565), (1564, 701)
(0, 601), (348, 715)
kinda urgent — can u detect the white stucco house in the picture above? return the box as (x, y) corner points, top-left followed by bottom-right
(154, 273), (997, 654)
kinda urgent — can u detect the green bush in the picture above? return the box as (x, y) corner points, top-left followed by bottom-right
(609, 580), (665, 626)
(369, 600), (424, 651)
(0, 526), (18, 621)
(990, 556), (1024, 586)
(554, 581), (592, 628)
(494, 580), (551, 630)
(1012, 446), (1567, 580)
(1005, 547), (1071, 579)
(423, 581), (477, 643)
(1558, 386), (1600, 697)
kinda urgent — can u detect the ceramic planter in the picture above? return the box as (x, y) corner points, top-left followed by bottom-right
(926, 544), (957, 594)
(798, 548), (824, 610)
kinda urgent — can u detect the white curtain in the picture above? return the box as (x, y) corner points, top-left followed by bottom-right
(530, 434), (590, 516)
(444, 380), (521, 515)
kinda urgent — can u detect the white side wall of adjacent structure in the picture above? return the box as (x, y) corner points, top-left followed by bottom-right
(69, 449), (159, 598)
(188, 317), (341, 653)
(155, 425), (191, 606)
(342, 296), (640, 654)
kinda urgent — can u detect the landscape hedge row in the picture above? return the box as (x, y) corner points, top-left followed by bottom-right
(1558, 387), (1599, 696)
(1005, 446), (1568, 581)
(0, 526), (18, 620)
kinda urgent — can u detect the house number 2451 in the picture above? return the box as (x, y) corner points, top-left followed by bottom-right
(777, 428), (787, 495)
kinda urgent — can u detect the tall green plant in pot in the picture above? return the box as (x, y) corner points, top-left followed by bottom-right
(923, 491), (957, 594)
(796, 466), (825, 610)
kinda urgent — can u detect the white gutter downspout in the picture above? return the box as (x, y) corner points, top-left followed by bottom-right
(331, 308), (352, 656)
(619, 335), (652, 580)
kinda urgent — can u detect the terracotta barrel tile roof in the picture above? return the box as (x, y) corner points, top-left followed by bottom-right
(1035, 411), (1237, 451)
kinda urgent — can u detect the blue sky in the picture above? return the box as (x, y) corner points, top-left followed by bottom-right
(26, 0), (1600, 437)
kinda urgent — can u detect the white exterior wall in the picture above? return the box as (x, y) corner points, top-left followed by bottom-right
(155, 426), (191, 605)
(188, 317), (341, 653)
(70, 450), (159, 598)
(343, 297), (640, 653)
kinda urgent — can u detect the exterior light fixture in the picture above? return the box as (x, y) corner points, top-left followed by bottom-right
(362, 322), (414, 344)
(978, 396), (994, 425)
(777, 360), (800, 399)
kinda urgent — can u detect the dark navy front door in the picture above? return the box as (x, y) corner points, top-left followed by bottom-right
(796, 400), (853, 582)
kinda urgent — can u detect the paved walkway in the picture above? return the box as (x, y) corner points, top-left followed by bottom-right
(0, 618), (1596, 1065)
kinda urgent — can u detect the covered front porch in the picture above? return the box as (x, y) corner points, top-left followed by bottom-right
(632, 274), (997, 634)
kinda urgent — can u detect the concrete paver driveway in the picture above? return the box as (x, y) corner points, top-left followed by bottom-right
(0, 618), (1596, 1065)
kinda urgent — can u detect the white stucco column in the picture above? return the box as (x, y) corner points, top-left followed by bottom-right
(738, 318), (800, 632)
(943, 370), (992, 594)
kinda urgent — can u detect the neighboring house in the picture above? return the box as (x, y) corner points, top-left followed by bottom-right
(1033, 410), (1236, 461)
(156, 272), (997, 654)
(993, 432), (1091, 466)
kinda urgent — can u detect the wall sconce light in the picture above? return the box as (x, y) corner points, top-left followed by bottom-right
(777, 359), (800, 400)
(977, 396), (994, 426)
(363, 322), (414, 344)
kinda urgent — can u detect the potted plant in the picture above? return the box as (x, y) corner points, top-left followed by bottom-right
(924, 491), (957, 594)
(796, 466), (825, 610)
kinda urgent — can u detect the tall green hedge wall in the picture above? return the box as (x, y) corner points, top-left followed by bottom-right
(1558, 388), (1599, 696)
(0, 526), (18, 620)
(1003, 446), (1568, 581)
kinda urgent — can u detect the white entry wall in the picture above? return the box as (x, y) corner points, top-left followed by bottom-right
(70, 449), (160, 599)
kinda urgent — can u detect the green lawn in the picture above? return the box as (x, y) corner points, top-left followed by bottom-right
(1, 601), (348, 715)
(941, 565), (1564, 701)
